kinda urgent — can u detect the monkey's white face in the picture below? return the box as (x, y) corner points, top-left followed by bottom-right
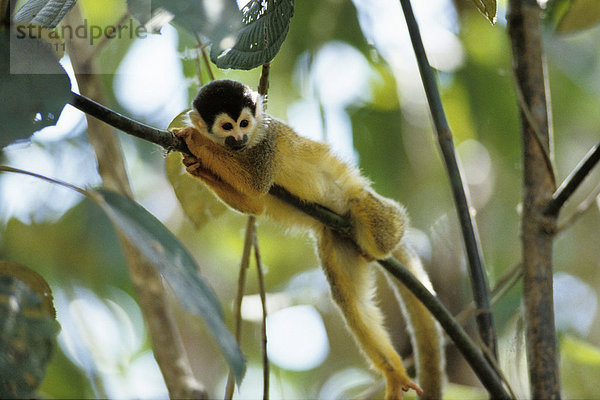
(210, 107), (256, 150)
(189, 106), (260, 151)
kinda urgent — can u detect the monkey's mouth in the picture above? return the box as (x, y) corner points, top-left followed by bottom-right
(225, 134), (248, 151)
(228, 142), (247, 151)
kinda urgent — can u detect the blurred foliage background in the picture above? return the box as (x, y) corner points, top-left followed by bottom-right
(1, 0), (600, 398)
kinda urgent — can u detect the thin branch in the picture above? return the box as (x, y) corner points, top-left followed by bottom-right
(398, 0), (497, 358)
(194, 34), (216, 83)
(512, 67), (556, 184)
(68, 92), (189, 153)
(545, 141), (600, 216)
(557, 182), (600, 232)
(380, 258), (510, 399)
(68, 88), (509, 399)
(455, 262), (523, 326)
(0, 165), (87, 196)
(253, 227), (269, 400)
(256, 63), (270, 400)
(224, 216), (255, 400)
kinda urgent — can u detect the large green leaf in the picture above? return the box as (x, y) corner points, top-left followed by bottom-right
(210, 0), (295, 70)
(13, 0), (77, 28)
(90, 188), (246, 381)
(0, 33), (71, 149)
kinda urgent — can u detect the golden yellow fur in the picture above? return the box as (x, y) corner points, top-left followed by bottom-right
(173, 82), (444, 399)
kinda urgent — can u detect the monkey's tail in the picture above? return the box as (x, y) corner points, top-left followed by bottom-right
(387, 243), (445, 400)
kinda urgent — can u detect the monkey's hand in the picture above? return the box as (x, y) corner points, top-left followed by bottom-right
(181, 154), (223, 187)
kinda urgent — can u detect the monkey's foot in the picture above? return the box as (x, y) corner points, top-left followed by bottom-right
(385, 376), (423, 400)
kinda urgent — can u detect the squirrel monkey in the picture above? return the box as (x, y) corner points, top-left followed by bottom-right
(173, 80), (444, 399)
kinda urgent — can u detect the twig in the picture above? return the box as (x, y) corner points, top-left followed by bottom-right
(253, 226), (269, 400)
(69, 92), (188, 153)
(557, 182), (600, 232)
(194, 34), (216, 83)
(512, 67), (556, 185)
(67, 86), (509, 399)
(224, 216), (255, 400)
(398, 0), (497, 358)
(0, 165), (87, 196)
(455, 262), (523, 326)
(545, 141), (600, 216)
(255, 63), (271, 400)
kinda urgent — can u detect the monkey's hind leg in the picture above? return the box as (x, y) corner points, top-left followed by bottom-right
(316, 227), (422, 400)
(348, 190), (407, 260)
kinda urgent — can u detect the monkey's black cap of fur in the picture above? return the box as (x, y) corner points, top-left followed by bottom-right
(193, 80), (257, 128)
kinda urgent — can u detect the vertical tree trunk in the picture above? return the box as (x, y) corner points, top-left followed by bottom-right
(63, 6), (206, 399)
(507, 0), (561, 398)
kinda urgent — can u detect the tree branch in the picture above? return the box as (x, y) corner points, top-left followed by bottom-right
(545, 141), (600, 216)
(69, 92), (188, 153)
(508, 0), (561, 398)
(398, 0), (497, 358)
(67, 90), (509, 399)
(224, 216), (255, 400)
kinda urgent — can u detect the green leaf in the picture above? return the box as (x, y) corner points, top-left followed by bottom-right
(470, 0), (497, 24)
(210, 0), (295, 70)
(0, 33), (71, 149)
(166, 152), (229, 229)
(551, 0), (600, 33)
(90, 189), (246, 381)
(151, 0), (242, 46)
(0, 261), (60, 398)
(13, 0), (77, 28)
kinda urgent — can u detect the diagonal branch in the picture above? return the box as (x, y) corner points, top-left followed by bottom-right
(544, 141), (600, 216)
(67, 91), (510, 399)
(398, 0), (497, 358)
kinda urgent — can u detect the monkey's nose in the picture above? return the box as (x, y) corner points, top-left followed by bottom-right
(225, 134), (248, 150)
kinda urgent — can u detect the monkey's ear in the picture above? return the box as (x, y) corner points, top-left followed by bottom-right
(188, 109), (208, 132)
(253, 92), (265, 120)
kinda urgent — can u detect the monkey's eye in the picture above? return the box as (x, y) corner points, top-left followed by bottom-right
(240, 119), (249, 128)
(222, 122), (233, 131)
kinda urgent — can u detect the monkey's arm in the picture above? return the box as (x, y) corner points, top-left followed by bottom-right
(181, 154), (265, 215)
(174, 127), (267, 214)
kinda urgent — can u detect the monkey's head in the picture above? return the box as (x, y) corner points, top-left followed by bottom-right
(188, 80), (264, 151)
